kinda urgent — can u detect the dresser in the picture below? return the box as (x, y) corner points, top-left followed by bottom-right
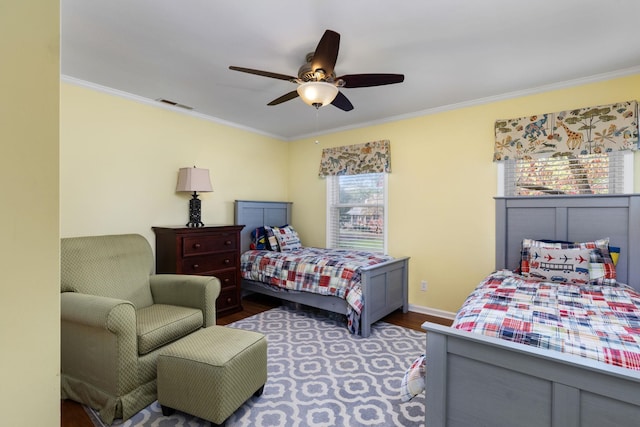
(152, 225), (245, 317)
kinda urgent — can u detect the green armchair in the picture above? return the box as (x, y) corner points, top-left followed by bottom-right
(60, 234), (220, 424)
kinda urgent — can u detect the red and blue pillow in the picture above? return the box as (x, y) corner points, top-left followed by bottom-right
(249, 227), (268, 250)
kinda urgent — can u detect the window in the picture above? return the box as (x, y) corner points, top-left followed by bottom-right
(499, 151), (633, 196)
(326, 173), (387, 253)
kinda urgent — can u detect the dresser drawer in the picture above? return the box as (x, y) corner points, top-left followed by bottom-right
(182, 234), (238, 256)
(212, 269), (237, 290)
(217, 288), (240, 312)
(181, 253), (236, 274)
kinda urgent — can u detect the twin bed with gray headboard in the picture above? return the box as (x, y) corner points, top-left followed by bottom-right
(234, 200), (409, 338)
(422, 194), (640, 427)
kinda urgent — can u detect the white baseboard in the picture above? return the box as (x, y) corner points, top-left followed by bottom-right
(408, 303), (457, 321)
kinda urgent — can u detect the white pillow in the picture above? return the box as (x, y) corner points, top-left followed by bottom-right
(528, 247), (591, 284)
(271, 225), (302, 251)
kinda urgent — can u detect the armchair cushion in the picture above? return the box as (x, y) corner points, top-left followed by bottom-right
(136, 304), (203, 355)
(150, 274), (219, 327)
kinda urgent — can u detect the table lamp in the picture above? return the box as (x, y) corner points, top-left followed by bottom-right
(176, 166), (213, 227)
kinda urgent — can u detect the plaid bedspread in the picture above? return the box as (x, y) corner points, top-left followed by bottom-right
(240, 247), (394, 334)
(453, 270), (640, 369)
(401, 270), (640, 402)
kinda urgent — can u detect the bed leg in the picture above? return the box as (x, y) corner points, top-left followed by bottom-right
(402, 259), (409, 313)
(361, 322), (371, 338)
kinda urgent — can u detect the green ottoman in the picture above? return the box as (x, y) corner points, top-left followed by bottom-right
(157, 326), (267, 426)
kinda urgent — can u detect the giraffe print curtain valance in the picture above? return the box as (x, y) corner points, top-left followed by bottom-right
(318, 139), (391, 177)
(493, 100), (639, 161)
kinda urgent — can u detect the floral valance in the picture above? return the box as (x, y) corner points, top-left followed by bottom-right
(318, 139), (391, 177)
(494, 100), (639, 161)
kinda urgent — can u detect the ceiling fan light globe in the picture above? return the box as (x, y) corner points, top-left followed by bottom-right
(297, 81), (338, 107)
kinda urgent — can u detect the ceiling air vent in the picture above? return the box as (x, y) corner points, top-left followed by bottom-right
(155, 98), (193, 110)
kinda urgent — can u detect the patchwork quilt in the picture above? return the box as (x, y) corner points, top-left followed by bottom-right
(401, 270), (640, 402)
(453, 270), (640, 369)
(240, 247), (393, 334)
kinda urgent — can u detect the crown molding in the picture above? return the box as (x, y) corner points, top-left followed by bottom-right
(63, 66), (640, 142)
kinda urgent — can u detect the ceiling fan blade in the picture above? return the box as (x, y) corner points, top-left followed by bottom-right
(331, 91), (354, 111)
(267, 90), (299, 106)
(311, 30), (340, 78)
(338, 73), (405, 88)
(229, 66), (296, 82)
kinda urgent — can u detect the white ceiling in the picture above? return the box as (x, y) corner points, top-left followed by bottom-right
(61, 0), (640, 141)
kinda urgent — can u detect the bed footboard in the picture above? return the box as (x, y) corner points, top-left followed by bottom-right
(360, 256), (409, 337)
(422, 321), (640, 427)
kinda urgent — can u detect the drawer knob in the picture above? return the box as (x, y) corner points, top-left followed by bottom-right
(226, 297), (232, 303)
(223, 278), (230, 283)
(224, 259), (230, 264)
(193, 264), (199, 269)
(224, 240), (232, 246)
(193, 243), (201, 249)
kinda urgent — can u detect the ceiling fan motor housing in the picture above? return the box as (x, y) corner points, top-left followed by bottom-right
(298, 52), (335, 82)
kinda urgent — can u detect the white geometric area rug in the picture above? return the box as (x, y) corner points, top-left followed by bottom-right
(87, 305), (426, 427)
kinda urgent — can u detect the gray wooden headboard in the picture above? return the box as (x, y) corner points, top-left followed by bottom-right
(496, 194), (640, 291)
(234, 200), (293, 253)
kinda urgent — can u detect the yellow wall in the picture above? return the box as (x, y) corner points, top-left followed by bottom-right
(290, 74), (640, 313)
(61, 75), (640, 316)
(60, 83), (289, 243)
(1, 2), (60, 425)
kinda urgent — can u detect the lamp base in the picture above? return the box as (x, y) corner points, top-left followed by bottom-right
(186, 192), (205, 228)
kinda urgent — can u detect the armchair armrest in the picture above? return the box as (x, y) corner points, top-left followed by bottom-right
(149, 274), (221, 327)
(61, 291), (134, 329)
(60, 292), (138, 399)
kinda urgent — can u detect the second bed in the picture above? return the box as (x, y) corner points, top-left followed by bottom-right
(419, 194), (640, 427)
(234, 200), (409, 338)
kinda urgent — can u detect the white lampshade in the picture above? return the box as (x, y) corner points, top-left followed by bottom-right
(296, 81), (339, 108)
(176, 167), (213, 192)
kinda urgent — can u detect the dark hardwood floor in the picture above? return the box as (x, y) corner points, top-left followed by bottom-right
(61, 293), (451, 427)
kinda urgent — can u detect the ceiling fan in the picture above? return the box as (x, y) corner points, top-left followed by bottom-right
(229, 29), (404, 111)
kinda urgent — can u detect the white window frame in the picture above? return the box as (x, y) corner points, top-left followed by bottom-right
(497, 151), (634, 196)
(325, 173), (388, 254)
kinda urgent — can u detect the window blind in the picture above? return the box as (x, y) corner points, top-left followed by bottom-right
(326, 173), (386, 252)
(503, 151), (628, 196)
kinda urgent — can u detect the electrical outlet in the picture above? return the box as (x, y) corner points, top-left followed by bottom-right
(421, 280), (427, 291)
